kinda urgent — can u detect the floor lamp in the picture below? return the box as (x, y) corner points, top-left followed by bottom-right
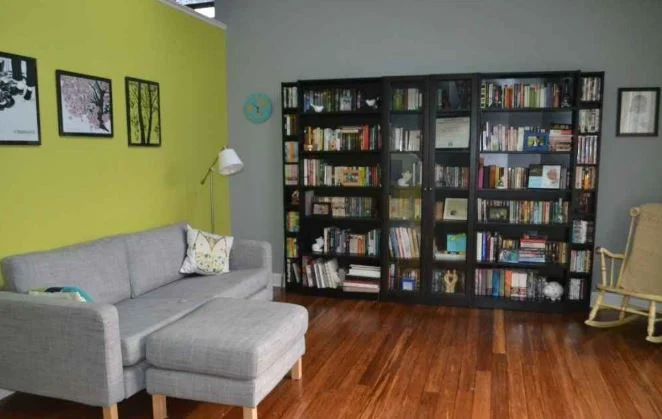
(200, 147), (243, 233)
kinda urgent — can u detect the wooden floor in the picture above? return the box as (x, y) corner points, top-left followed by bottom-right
(1, 293), (662, 418)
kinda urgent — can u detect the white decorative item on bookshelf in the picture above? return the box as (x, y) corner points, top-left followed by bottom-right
(542, 281), (564, 302)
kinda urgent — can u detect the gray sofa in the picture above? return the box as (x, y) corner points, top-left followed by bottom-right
(0, 222), (272, 411)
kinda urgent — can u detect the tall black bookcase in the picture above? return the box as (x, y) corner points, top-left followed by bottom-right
(281, 70), (604, 312)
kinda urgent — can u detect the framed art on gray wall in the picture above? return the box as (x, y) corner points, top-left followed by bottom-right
(0, 51), (41, 145)
(616, 87), (660, 137)
(56, 70), (113, 137)
(125, 77), (161, 147)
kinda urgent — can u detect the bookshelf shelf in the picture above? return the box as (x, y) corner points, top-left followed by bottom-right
(283, 70), (603, 313)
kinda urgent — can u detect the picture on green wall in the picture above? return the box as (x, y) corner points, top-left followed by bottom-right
(56, 70), (113, 137)
(0, 51), (41, 145)
(125, 77), (161, 147)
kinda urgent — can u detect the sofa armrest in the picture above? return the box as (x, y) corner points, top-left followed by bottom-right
(230, 239), (272, 272)
(0, 292), (124, 407)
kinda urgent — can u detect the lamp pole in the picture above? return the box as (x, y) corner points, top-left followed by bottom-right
(200, 155), (219, 233)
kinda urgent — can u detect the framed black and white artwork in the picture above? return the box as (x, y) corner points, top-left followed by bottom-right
(125, 77), (161, 147)
(0, 51), (41, 145)
(617, 87), (660, 137)
(56, 70), (113, 137)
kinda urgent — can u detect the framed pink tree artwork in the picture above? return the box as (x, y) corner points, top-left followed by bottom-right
(56, 70), (113, 137)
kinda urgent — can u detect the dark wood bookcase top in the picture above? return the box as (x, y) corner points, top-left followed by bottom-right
(281, 70), (604, 312)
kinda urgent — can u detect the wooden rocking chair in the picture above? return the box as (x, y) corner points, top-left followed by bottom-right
(585, 204), (662, 343)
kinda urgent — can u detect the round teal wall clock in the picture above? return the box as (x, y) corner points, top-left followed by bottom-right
(243, 93), (272, 124)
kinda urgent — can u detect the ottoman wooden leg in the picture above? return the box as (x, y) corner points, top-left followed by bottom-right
(152, 394), (167, 419)
(243, 407), (258, 419)
(102, 405), (118, 419)
(291, 357), (302, 380)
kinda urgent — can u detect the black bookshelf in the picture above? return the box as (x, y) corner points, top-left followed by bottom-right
(282, 71), (603, 312)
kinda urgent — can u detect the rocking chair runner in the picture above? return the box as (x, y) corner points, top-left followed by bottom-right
(586, 204), (662, 343)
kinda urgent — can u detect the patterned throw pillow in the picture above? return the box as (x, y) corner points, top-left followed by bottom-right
(180, 225), (234, 275)
(28, 286), (94, 303)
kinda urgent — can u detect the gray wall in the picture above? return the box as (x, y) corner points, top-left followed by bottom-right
(219, 0), (662, 284)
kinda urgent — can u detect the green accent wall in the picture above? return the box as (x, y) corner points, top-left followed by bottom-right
(0, 0), (229, 287)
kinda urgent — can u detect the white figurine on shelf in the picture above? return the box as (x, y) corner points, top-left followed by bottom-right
(397, 170), (412, 187)
(311, 237), (324, 253)
(543, 281), (564, 301)
(443, 270), (459, 294)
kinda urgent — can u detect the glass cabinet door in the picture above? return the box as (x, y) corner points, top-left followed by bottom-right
(429, 78), (473, 300)
(387, 80), (425, 296)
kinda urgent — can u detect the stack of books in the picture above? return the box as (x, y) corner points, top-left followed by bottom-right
(549, 129), (572, 151)
(343, 264), (381, 294)
(302, 257), (341, 288)
(518, 236), (547, 263)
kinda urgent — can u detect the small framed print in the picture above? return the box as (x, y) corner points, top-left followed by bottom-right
(617, 87), (660, 137)
(486, 205), (509, 223)
(312, 203), (331, 216)
(56, 70), (113, 137)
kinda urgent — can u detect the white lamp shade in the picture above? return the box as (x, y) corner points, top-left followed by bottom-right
(218, 148), (243, 176)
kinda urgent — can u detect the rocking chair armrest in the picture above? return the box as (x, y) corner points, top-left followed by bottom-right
(596, 247), (625, 259)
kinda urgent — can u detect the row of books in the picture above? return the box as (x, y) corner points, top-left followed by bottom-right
(580, 77), (601, 102)
(343, 279), (380, 294)
(475, 269), (553, 301)
(284, 114), (297, 136)
(284, 142), (298, 163)
(435, 165), (469, 188)
(303, 89), (372, 113)
(302, 257), (341, 288)
(570, 250), (592, 273)
(478, 164), (568, 190)
(309, 195), (376, 218)
(389, 197), (422, 220)
(286, 211), (299, 233)
(480, 123), (572, 152)
(577, 191), (595, 214)
(347, 264), (381, 279)
(388, 227), (421, 259)
(285, 259), (301, 284)
(286, 237), (297, 258)
(575, 167), (597, 190)
(284, 164), (298, 185)
(477, 199), (569, 224)
(388, 265), (420, 291)
(577, 135), (599, 164)
(579, 109), (600, 133)
(431, 269), (466, 294)
(392, 88), (423, 111)
(303, 125), (382, 152)
(568, 277), (587, 300)
(391, 128), (421, 151)
(302, 160), (381, 187)
(480, 81), (571, 109)
(572, 220), (594, 244)
(320, 227), (380, 257)
(345, 264), (381, 293)
(283, 86), (298, 109)
(476, 232), (568, 264)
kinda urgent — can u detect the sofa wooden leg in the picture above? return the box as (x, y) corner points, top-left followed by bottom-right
(102, 404), (118, 419)
(152, 394), (167, 419)
(243, 406), (258, 419)
(291, 357), (303, 380)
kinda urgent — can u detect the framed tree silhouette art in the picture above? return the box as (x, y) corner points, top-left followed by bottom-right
(125, 77), (161, 146)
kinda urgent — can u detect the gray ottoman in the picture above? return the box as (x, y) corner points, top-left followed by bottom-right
(145, 298), (308, 419)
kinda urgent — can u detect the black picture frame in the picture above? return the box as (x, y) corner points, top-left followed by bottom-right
(55, 70), (113, 137)
(616, 87), (660, 137)
(0, 51), (41, 146)
(312, 203), (331, 216)
(486, 205), (509, 223)
(125, 77), (162, 147)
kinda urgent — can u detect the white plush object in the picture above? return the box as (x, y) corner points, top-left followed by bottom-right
(543, 281), (564, 302)
(28, 291), (87, 302)
(180, 225), (234, 275)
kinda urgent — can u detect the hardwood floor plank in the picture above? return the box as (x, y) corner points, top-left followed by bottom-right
(1, 293), (662, 419)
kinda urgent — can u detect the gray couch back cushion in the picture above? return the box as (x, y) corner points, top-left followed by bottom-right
(1, 236), (131, 304)
(124, 223), (187, 297)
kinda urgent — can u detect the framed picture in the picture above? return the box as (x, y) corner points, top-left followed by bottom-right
(487, 205), (509, 223)
(443, 198), (468, 221)
(523, 131), (549, 151)
(312, 203), (331, 216)
(0, 51), (41, 145)
(617, 87), (660, 136)
(56, 70), (113, 137)
(126, 77), (161, 146)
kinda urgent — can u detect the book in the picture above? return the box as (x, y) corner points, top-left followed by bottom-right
(389, 264), (420, 291)
(575, 167), (597, 190)
(284, 142), (298, 163)
(303, 160), (381, 187)
(284, 114), (297, 135)
(284, 164), (298, 185)
(303, 125), (381, 152)
(481, 80), (570, 109)
(572, 220), (594, 244)
(282, 86), (298, 109)
(389, 197), (421, 220)
(391, 127), (421, 151)
(392, 88), (422, 111)
(527, 165), (562, 189)
(303, 88), (373, 113)
(579, 109), (600, 133)
(435, 117), (470, 149)
(581, 77), (601, 102)
(286, 211), (299, 233)
(319, 227), (380, 257)
(389, 227), (421, 259)
(474, 269), (550, 301)
(435, 165), (469, 188)
(443, 198), (468, 221)
(477, 198), (568, 224)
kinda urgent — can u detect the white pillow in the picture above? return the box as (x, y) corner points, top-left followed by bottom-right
(180, 225), (234, 275)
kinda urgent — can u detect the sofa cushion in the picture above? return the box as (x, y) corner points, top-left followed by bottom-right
(124, 223), (188, 297)
(146, 298), (308, 379)
(1, 236), (130, 304)
(137, 268), (270, 300)
(116, 297), (207, 366)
